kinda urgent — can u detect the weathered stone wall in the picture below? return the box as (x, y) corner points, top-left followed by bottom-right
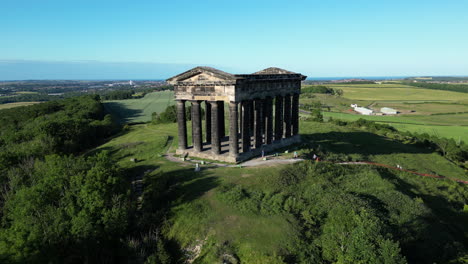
(174, 84), (236, 102)
(234, 79), (301, 101)
(174, 80), (301, 103)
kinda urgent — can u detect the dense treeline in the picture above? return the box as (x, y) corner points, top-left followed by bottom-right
(151, 104), (204, 124)
(404, 82), (468, 93)
(100, 89), (139, 100)
(0, 95), (119, 175)
(0, 93), (77, 104)
(333, 80), (376, 84)
(302, 85), (343, 96)
(100, 86), (173, 101)
(0, 152), (133, 263)
(0, 96), (135, 262)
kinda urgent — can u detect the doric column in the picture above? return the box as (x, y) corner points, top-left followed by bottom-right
(176, 100), (187, 150)
(292, 93), (300, 135)
(284, 94), (292, 138)
(274, 95), (283, 140)
(262, 100), (267, 135)
(210, 101), (220, 155)
(205, 101), (211, 143)
(264, 97), (273, 144)
(249, 100), (255, 135)
(239, 102), (243, 135)
(191, 100), (202, 152)
(254, 99), (263, 148)
(229, 101), (239, 156)
(218, 101), (225, 139)
(241, 100), (251, 152)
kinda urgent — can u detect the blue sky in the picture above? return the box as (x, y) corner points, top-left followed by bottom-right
(1, 0), (467, 79)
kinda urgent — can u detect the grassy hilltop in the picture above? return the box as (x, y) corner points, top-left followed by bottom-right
(97, 85), (468, 263)
(90, 118), (467, 263)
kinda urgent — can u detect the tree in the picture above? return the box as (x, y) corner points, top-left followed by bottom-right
(152, 105), (177, 124)
(152, 105), (205, 124)
(320, 204), (406, 264)
(310, 109), (323, 122)
(0, 152), (132, 263)
(334, 88), (344, 97)
(431, 130), (450, 157)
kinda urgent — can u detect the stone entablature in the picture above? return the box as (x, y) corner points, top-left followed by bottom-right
(167, 66), (306, 162)
(168, 66), (305, 102)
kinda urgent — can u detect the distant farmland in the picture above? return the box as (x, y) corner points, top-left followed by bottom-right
(300, 83), (468, 143)
(0, 101), (41, 110)
(103, 91), (174, 124)
(325, 83), (468, 101)
(322, 111), (468, 143)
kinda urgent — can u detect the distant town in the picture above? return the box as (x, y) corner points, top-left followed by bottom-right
(0, 79), (170, 104)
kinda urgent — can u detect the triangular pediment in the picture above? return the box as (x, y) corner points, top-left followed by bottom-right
(167, 66), (236, 83)
(180, 72), (228, 83)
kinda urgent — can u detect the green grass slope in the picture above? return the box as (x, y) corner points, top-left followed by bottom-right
(91, 118), (468, 263)
(103, 91), (174, 124)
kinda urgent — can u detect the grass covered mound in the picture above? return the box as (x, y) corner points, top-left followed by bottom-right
(164, 160), (467, 263)
(86, 119), (468, 263)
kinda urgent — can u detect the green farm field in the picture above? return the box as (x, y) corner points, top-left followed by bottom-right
(103, 91), (174, 123)
(323, 112), (468, 143)
(323, 83), (468, 101)
(15, 91), (39, 95)
(300, 83), (468, 143)
(0, 101), (41, 110)
(372, 101), (468, 115)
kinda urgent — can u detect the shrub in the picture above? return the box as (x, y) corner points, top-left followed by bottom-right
(152, 105), (177, 124)
(310, 109), (323, 122)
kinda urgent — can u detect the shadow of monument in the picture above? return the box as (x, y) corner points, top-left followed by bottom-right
(301, 131), (432, 156)
(138, 166), (220, 222)
(133, 167), (220, 261)
(375, 167), (468, 263)
(104, 102), (145, 124)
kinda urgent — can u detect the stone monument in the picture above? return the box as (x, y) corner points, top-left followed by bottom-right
(167, 66), (306, 162)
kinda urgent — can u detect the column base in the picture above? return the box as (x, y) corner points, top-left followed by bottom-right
(174, 135), (301, 164)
